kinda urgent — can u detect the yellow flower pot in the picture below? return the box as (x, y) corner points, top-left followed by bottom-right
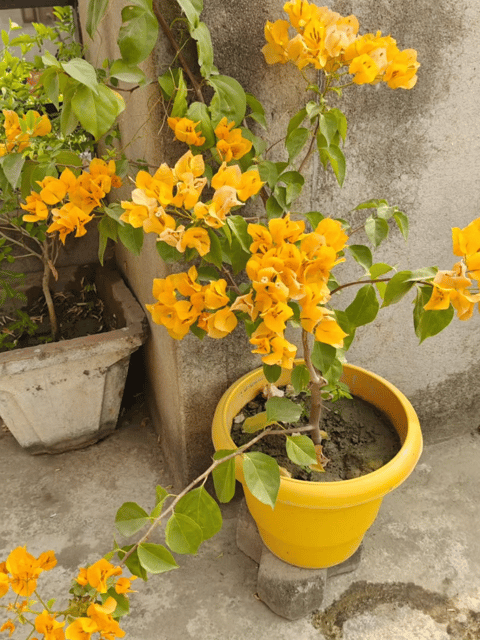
(212, 362), (422, 569)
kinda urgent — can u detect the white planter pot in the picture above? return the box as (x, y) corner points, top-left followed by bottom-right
(0, 266), (148, 454)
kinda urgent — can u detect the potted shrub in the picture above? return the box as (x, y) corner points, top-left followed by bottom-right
(116, 0), (476, 569)
(0, 7), (149, 453)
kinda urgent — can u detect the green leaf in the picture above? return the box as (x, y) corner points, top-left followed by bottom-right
(286, 127), (309, 161)
(393, 210), (409, 240)
(329, 108), (347, 141)
(263, 363), (281, 383)
(118, 223), (144, 255)
(110, 60), (146, 84)
(60, 86), (79, 137)
(348, 244), (373, 271)
(370, 263), (394, 279)
(119, 5), (159, 65)
(311, 341), (337, 372)
(226, 215), (251, 252)
(354, 199), (388, 211)
(204, 228), (223, 268)
(365, 216), (389, 247)
(345, 284), (379, 327)
(266, 396), (302, 423)
(382, 271), (415, 307)
(413, 285), (454, 343)
(333, 310), (356, 351)
(318, 111), (339, 146)
(86, 0), (109, 38)
(212, 450), (236, 503)
(165, 69), (188, 118)
(175, 487), (222, 540)
(98, 216), (118, 264)
(406, 267), (438, 282)
(305, 211), (325, 230)
(278, 170), (304, 205)
(72, 84), (125, 140)
(115, 502), (150, 536)
(156, 239), (183, 262)
(209, 75), (246, 126)
(186, 101), (215, 148)
(0, 154), (25, 189)
(242, 412), (273, 433)
(322, 143), (346, 186)
(291, 364), (310, 393)
(41, 67), (60, 107)
(246, 92), (267, 129)
(265, 195), (285, 218)
(242, 452), (280, 509)
(287, 107), (307, 136)
(105, 590), (129, 619)
(137, 543), (179, 574)
(42, 50), (61, 68)
(62, 58), (99, 93)
(191, 22), (216, 78)
(285, 435), (317, 466)
(165, 513), (203, 554)
(116, 546), (147, 581)
(176, 0), (203, 26)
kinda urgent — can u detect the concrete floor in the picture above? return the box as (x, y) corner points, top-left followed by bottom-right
(1, 398), (480, 640)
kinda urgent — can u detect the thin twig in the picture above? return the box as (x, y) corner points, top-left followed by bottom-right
(152, 0), (205, 103)
(118, 423), (314, 566)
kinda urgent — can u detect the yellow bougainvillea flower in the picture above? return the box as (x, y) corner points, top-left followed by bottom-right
(314, 316), (348, 347)
(35, 610), (65, 640)
(167, 117), (205, 146)
(85, 559), (122, 594)
(174, 150), (206, 181)
(178, 226), (211, 256)
(87, 599), (125, 639)
(465, 252), (480, 281)
(424, 261), (480, 320)
(37, 550), (57, 571)
(230, 291), (256, 319)
(237, 169), (264, 201)
(0, 621), (15, 637)
(324, 15), (359, 58)
(120, 189), (158, 228)
(114, 576), (137, 594)
(21, 191), (49, 223)
(384, 49), (420, 89)
(262, 19), (291, 64)
(315, 217), (348, 252)
(65, 617), (98, 640)
(76, 567), (89, 587)
(143, 208), (176, 235)
(214, 118), (252, 162)
(0, 572), (9, 598)
(204, 279), (230, 310)
(48, 203), (93, 244)
(349, 53), (379, 84)
(452, 218), (480, 256)
(284, 0), (323, 31)
(202, 307), (238, 339)
(262, 334), (298, 369)
(269, 214), (305, 245)
(37, 176), (69, 205)
(261, 301), (294, 334)
(31, 112), (52, 137)
(5, 547), (43, 597)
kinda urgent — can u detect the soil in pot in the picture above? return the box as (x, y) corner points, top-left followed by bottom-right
(0, 277), (115, 352)
(231, 388), (401, 482)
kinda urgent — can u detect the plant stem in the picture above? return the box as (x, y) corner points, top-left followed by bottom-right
(302, 329), (325, 446)
(40, 247), (59, 342)
(152, 1), (205, 103)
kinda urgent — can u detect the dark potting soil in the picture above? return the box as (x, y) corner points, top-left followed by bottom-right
(231, 389), (401, 482)
(0, 280), (113, 352)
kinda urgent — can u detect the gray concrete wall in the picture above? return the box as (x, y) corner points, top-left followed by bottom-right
(78, 0), (480, 484)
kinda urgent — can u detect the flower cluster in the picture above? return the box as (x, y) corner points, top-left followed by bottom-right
(120, 118), (263, 257)
(262, 0), (419, 89)
(0, 109), (51, 156)
(424, 218), (480, 320)
(146, 266), (237, 340)
(21, 159), (122, 244)
(146, 214), (349, 369)
(0, 549), (133, 640)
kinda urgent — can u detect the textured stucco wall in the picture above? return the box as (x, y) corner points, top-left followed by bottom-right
(78, 0), (480, 483)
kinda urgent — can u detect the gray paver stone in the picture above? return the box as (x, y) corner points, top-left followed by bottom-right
(236, 499), (363, 619)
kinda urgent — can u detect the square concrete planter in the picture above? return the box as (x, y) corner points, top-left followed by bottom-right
(0, 266), (148, 454)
